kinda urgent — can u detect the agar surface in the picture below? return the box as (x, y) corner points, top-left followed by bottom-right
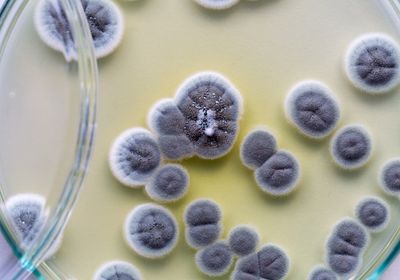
(101, 28), (400, 278)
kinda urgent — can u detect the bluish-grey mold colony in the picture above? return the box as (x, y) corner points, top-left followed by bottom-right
(345, 34), (400, 94)
(194, 0), (240, 10)
(285, 81), (340, 139)
(124, 203), (179, 258)
(184, 199), (223, 249)
(35, 0), (123, 60)
(109, 128), (162, 188)
(308, 266), (337, 280)
(195, 241), (233, 276)
(355, 197), (390, 232)
(93, 261), (142, 280)
(148, 72), (243, 160)
(145, 164), (189, 203)
(228, 225), (259, 257)
(330, 124), (372, 170)
(326, 219), (369, 277)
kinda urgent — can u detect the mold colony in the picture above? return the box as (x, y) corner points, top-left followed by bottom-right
(148, 72), (243, 160)
(93, 261), (142, 280)
(123, 203), (178, 259)
(284, 81), (340, 139)
(184, 199), (223, 249)
(35, 0), (124, 60)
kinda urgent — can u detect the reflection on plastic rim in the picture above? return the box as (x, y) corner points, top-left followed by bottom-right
(0, 0), (98, 278)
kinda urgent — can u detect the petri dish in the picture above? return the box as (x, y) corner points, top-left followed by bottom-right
(7, 0), (400, 279)
(0, 0), (97, 278)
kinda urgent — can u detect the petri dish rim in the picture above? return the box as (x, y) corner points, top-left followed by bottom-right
(0, 0), (98, 277)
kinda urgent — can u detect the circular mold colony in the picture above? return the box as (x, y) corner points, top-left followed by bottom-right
(35, 0), (124, 60)
(123, 203), (179, 258)
(345, 33), (400, 94)
(109, 128), (162, 188)
(285, 80), (341, 139)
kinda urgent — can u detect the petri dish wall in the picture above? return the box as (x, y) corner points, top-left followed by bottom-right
(0, 0), (97, 277)
(5, 0), (400, 279)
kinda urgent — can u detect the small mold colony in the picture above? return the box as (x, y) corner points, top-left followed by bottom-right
(93, 261), (142, 280)
(35, 0), (124, 61)
(228, 225), (259, 257)
(330, 124), (373, 170)
(379, 158), (400, 197)
(240, 128), (301, 196)
(144, 164), (189, 203)
(195, 241), (233, 277)
(184, 199), (223, 249)
(355, 197), (390, 232)
(148, 71), (243, 160)
(285, 81), (341, 139)
(194, 0), (240, 10)
(345, 34), (400, 94)
(123, 203), (179, 259)
(109, 128), (162, 188)
(5, 193), (62, 259)
(6, 193), (47, 245)
(326, 219), (369, 277)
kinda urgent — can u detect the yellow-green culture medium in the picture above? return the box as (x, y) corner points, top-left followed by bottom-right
(27, 0), (400, 278)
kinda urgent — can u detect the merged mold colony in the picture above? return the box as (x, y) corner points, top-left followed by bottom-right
(24, 0), (400, 279)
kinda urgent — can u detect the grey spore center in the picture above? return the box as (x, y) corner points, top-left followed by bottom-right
(134, 211), (175, 249)
(120, 137), (160, 175)
(355, 45), (397, 85)
(16, 212), (37, 237)
(336, 132), (367, 160)
(47, 0), (113, 47)
(84, 2), (110, 39)
(295, 91), (334, 131)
